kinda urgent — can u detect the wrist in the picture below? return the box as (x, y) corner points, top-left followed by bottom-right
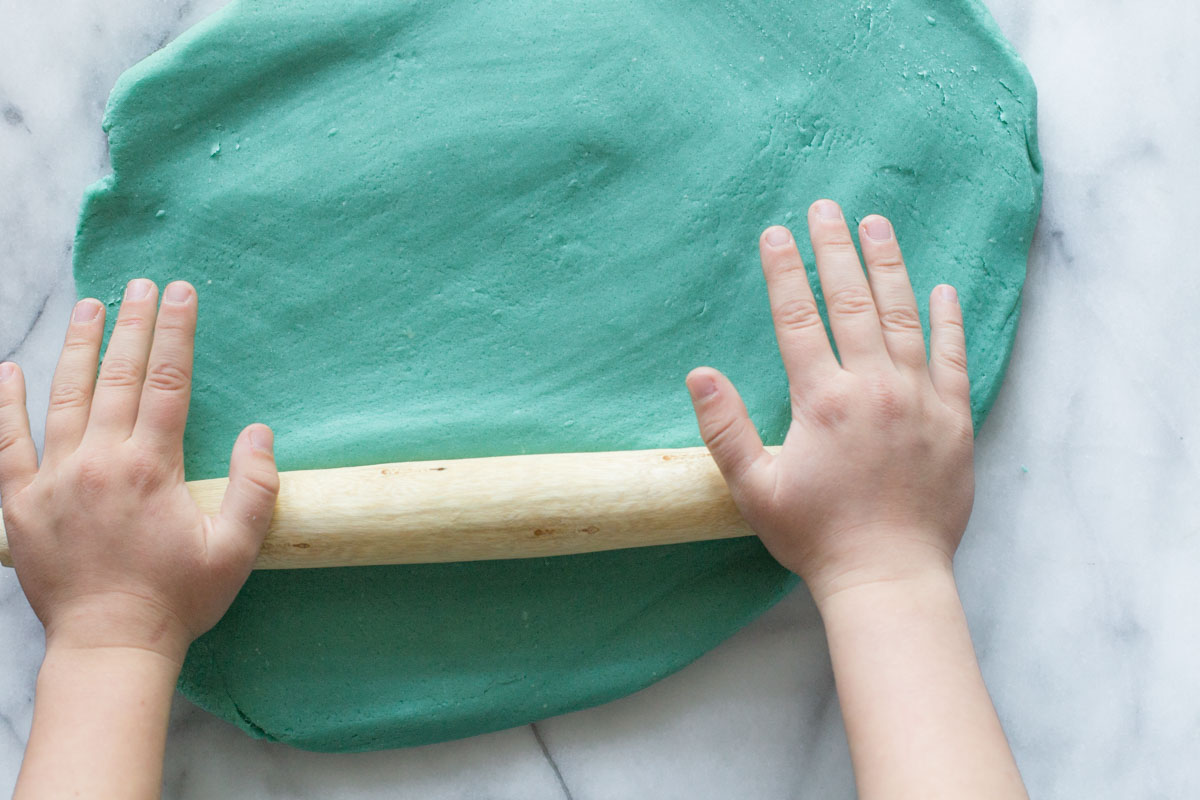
(41, 595), (195, 667)
(39, 640), (183, 696)
(41, 639), (184, 674)
(812, 556), (959, 622)
(803, 533), (956, 611)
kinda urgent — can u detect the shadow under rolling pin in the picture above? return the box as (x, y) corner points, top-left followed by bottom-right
(0, 447), (775, 570)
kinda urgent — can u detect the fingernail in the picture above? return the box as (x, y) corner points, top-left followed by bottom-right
(72, 299), (101, 323)
(125, 279), (153, 300)
(814, 200), (842, 220)
(688, 373), (718, 399)
(764, 226), (791, 247)
(938, 284), (958, 303)
(0, 362), (14, 383)
(164, 282), (193, 304)
(863, 217), (892, 241)
(248, 426), (274, 454)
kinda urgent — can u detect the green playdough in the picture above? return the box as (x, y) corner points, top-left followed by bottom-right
(73, 0), (1040, 751)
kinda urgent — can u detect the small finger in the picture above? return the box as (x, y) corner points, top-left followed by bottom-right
(759, 226), (838, 393)
(808, 200), (887, 369)
(43, 299), (106, 464)
(133, 282), (197, 453)
(686, 367), (771, 495)
(928, 285), (971, 411)
(0, 363), (39, 499)
(87, 279), (159, 441)
(212, 425), (279, 568)
(859, 215), (927, 372)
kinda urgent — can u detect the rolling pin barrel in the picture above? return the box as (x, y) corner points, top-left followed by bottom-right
(0, 447), (764, 569)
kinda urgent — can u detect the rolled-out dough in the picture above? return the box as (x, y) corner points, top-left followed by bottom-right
(73, 0), (1041, 751)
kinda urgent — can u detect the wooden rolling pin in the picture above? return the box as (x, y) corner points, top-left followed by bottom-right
(0, 447), (774, 570)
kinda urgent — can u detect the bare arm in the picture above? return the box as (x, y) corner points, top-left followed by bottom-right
(821, 569), (1025, 798)
(687, 201), (1026, 799)
(0, 280), (280, 799)
(20, 647), (180, 798)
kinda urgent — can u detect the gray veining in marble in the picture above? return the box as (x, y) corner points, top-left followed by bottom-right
(1, 0), (1198, 796)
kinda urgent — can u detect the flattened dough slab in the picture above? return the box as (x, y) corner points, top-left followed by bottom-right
(74, 0), (1041, 751)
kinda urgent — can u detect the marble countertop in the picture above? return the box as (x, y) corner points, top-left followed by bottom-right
(1, 0), (1196, 796)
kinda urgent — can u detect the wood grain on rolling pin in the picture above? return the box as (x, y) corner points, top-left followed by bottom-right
(0, 447), (775, 570)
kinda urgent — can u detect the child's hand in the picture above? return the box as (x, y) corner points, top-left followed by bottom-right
(687, 200), (974, 603)
(687, 201), (1025, 797)
(0, 279), (279, 664)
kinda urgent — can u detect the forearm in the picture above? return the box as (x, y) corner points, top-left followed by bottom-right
(818, 562), (1027, 800)
(15, 645), (181, 800)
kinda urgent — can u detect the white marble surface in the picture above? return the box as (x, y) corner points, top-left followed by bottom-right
(1, 0), (1197, 796)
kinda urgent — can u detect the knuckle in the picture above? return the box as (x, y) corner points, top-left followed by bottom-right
(801, 389), (851, 428)
(864, 377), (907, 424)
(935, 314), (967, 347)
(764, 253), (806, 278)
(72, 455), (112, 494)
(936, 342), (969, 373)
(703, 412), (746, 454)
(143, 361), (191, 394)
(241, 468), (281, 500)
(60, 335), (98, 356)
(817, 237), (858, 257)
(938, 314), (966, 335)
(96, 355), (144, 389)
(0, 425), (26, 457)
(868, 253), (907, 273)
(48, 382), (90, 412)
(825, 286), (876, 317)
(878, 306), (924, 335)
(152, 315), (192, 336)
(773, 297), (824, 333)
(125, 450), (167, 493)
(113, 314), (149, 332)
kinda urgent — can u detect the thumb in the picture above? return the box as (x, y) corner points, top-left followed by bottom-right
(212, 424), (280, 566)
(686, 367), (771, 497)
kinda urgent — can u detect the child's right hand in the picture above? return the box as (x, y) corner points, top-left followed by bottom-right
(0, 279), (280, 665)
(687, 199), (975, 604)
(1, 280), (282, 800)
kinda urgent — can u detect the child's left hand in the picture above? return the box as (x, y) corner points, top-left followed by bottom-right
(0, 279), (279, 665)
